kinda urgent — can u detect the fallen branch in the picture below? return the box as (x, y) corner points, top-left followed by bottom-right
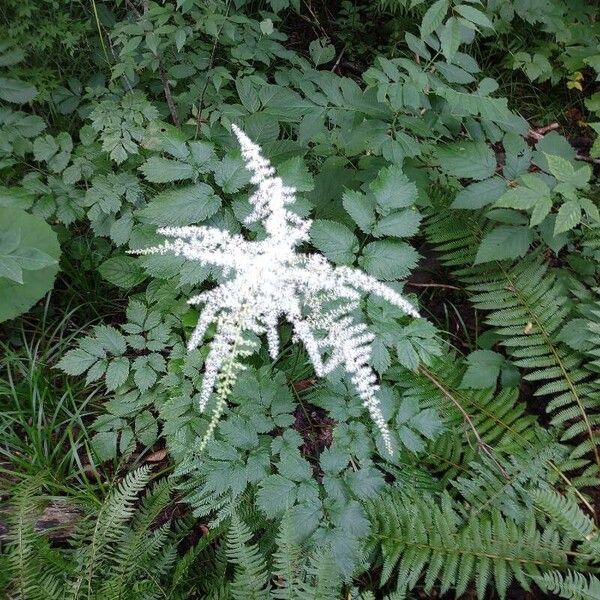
(0, 502), (82, 542)
(406, 282), (461, 291)
(527, 122), (560, 141)
(576, 153), (600, 165)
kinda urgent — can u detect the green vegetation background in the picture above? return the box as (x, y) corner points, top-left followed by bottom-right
(1, 0), (600, 598)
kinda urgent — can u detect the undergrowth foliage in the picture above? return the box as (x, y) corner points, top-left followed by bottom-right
(1, 0), (600, 598)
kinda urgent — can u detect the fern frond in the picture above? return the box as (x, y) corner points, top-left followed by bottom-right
(537, 571), (600, 600)
(68, 465), (154, 597)
(366, 488), (575, 600)
(2, 474), (63, 600)
(396, 354), (540, 478)
(270, 514), (342, 600)
(452, 443), (561, 521)
(271, 514), (304, 599)
(226, 513), (270, 600)
(426, 205), (600, 474)
(533, 489), (600, 557)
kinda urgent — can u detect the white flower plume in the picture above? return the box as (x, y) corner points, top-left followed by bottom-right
(134, 124), (420, 453)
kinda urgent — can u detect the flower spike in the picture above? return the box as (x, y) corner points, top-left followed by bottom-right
(132, 126), (420, 454)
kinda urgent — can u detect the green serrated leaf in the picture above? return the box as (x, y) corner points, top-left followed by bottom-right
(139, 184), (221, 226)
(554, 200), (581, 234)
(460, 350), (504, 389)
(310, 219), (358, 265)
(99, 255), (146, 289)
(474, 225), (533, 264)
(309, 39), (335, 66)
(342, 190), (376, 233)
(370, 166), (418, 213)
(452, 177), (506, 209)
(455, 4), (493, 29)
(420, 0), (449, 39)
(359, 240), (419, 280)
(437, 141), (496, 181)
(139, 157), (195, 183)
(57, 348), (98, 376)
(256, 474), (297, 517)
(277, 156), (314, 192)
(440, 17), (462, 62)
(105, 356), (130, 391)
(0, 77), (37, 103)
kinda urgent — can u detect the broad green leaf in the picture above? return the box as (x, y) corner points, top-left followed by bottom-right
(437, 141), (496, 181)
(494, 186), (548, 210)
(530, 196), (552, 226)
(260, 84), (316, 122)
(33, 135), (59, 162)
(213, 154), (251, 193)
(545, 153), (591, 189)
(133, 358), (157, 392)
(310, 219), (358, 264)
(545, 153), (575, 182)
(412, 408), (442, 439)
(554, 200), (581, 234)
(220, 415), (259, 450)
(533, 132), (576, 171)
(373, 209), (422, 238)
(138, 184), (221, 226)
(0, 257), (22, 283)
(256, 474), (297, 517)
(398, 426), (425, 452)
(452, 177), (506, 209)
(135, 410), (158, 446)
(397, 397), (420, 424)
(5, 247), (56, 273)
(503, 132), (532, 179)
(358, 240), (419, 280)
(2, 231), (23, 255)
(0, 48), (25, 67)
(277, 156), (314, 192)
(91, 431), (118, 462)
(0, 77), (37, 103)
(0, 208), (60, 323)
(99, 255), (146, 288)
(95, 325), (127, 355)
(175, 28), (186, 51)
(278, 450), (312, 482)
(188, 141), (216, 172)
(309, 39), (335, 66)
(142, 121), (188, 160)
(105, 357), (130, 391)
(235, 77), (260, 113)
(455, 5), (493, 29)
(460, 350), (504, 389)
(420, 0), (448, 39)
(405, 32), (431, 60)
(369, 166), (418, 213)
(579, 197), (600, 222)
(57, 348), (98, 376)
(342, 189), (376, 233)
(0, 186), (34, 209)
(436, 87), (525, 131)
(474, 225), (533, 264)
(139, 157), (195, 183)
(440, 17), (462, 62)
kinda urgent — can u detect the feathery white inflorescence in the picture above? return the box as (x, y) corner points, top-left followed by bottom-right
(134, 125), (420, 454)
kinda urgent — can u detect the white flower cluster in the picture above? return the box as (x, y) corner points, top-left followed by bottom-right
(135, 125), (420, 453)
